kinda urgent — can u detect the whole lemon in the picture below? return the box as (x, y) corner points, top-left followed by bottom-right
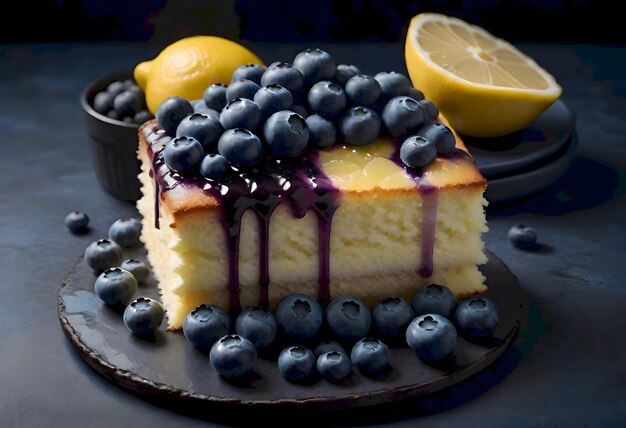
(135, 36), (264, 113)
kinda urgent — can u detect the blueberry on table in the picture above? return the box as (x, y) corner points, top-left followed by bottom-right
(372, 297), (415, 338)
(508, 224), (538, 249)
(306, 114), (336, 148)
(156, 96), (194, 135)
(113, 90), (142, 117)
(226, 79), (261, 103)
(183, 304), (232, 348)
(345, 75), (382, 106)
(275, 294), (323, 341)
(263, 110), (310, 158)
(203, 83), (228, 111)
(261, 62), (304, 94)
(350, 338), (390, 374)
(421, 100), (439, 120)
(94, 267), (138, 306)
(210, 334), (257, 379)
(339, 106), (381, 147)
(123, 297), (165, 336)
(200, 154), (231, 180)
(313, 340), (346, 358)
(307, 81), (346, 120)
(235, 307), (277, 350)
(64, 211), (89, 234)
(325, 295), (372, 342)
(217, 128), (264, 167)
(108, 217), (142, 248)
(417, 123), (456, 155)
(399, 135), (437, 169)
(381, 96), (427, 138)
(455, 298), (499, 338)
(84, 239), (122, 272)
(176, 113), (224, 153)
(219, 98), (262, 131)
(316, 351), (351, 381)
(374, 71), (411, 98)
(163, 136), (205, 174)
(93, 91), (114, 115)
(335, 64), (362, 86)
(406, 314), (457, 361)
(411, 284), (457, 319)
(133, 110), (154, 125)
(278, 345), (316, 381)
(231, 63), (266, 85)
(254, 84), (293, 119)
(293, 48), (336, 86)
(120, 259), (150, 284)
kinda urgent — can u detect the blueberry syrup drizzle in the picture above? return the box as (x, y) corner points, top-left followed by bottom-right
(144, 124), (340, 312)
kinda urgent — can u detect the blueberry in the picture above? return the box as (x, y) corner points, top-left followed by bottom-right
(278, 345), (316, 381)
(120, 259), (150, 284)
(381, 96), (427, 138)
(113, 90), (142, 117)
(400, 135), (437, 169)
(217, 128), (264, 167)
(293, 48), (336, 85)
(305, 114), (336, 148)
(335, 64), (362, 86)
(176, 113), (224, 153)
(94, 267), (138, 306)
(123, 297), (164, 335)
(455, 298), (499, 337)
(219, 98), (262, 131)
(326, 296), (371, 342)
(200, 154), (231, 180)
(134, 110), (154, 125)
(235, 307), (277, 350)
(261, 62), (304, 93)
(210, 334), (257, 378)
(163, 136), (204, 173)
(254, 84), (293, 119)
(408, 87), (425, 101)
(307, 81), (346, 120)
(313, 341), (346, 358)
(183, 304), (232, 348)
(106, 110), (121, 121)
(290, 104), (309, 118)
(417, 123), (456, 155)
(226, 79), (261, 102)
(421, 100), (439, 120)
(508, 224), (538, 249)
(339, 107), (381, 146)
(93, 91), (114, 114)
(350, 338), (390, 373)
(126, 83), (144, 98)
(345, 75), (381, 106)
(375, 71), (411, 98)
(106, 81), (126, 96)
(406, 314), (457, 361)
(231, 64), (266, 85)
(122, 116), (134, 123)
(191, 99), (219, 118)
(275, 294), (323, 341)
(156, 96), (194, 135)
(411, 284), (457, 319)
(316, 351), (351, 381)
(372, 297), (415, 338)
(108, 217), (142, 248)
(84, 239), (123, 272)
(65, 211), (89, 234)
(203, 83), (228, 111)
(263, 110), (309, 158)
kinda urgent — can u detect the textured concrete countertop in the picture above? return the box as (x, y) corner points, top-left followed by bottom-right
(0, 42), (624, 427)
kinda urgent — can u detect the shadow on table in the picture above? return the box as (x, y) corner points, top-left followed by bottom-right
(487, 155), (624, 216)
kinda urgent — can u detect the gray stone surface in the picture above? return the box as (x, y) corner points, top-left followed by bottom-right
(0, 42), (624, 427)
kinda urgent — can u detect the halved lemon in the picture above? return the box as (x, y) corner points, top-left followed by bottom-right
(405, 13), (562, 137)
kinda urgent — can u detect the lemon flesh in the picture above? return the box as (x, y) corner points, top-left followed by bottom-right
(135, 36), (264, 114)
(405, 13), (562, 137)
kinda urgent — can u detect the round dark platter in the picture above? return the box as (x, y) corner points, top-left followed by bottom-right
(59, 249), (524, 415)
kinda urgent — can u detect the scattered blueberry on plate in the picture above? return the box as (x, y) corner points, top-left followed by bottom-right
(84, 239), (123, 272)
(278, 345), (316, 381)
(350, 338), (390, 374)
(183, 304), (232, 349)
(313, 340), (346, 358)
(275, 294), (323, 341)
(316, 351), (351, 381)
(235, 307), (277, 350)
(210, 334), (257, 379)
(372, 296), (415, 338)
(325, 295), (372, 342)
(123, 297), (165, 336)
(65, 211), (89, 234)
(508, 224), (538, 250)
(94, 267), (138, 306)
(120, 259), (150, 284)
(406, 314), (457, 361)
(454, 298), (499, 338)
(411, 284), (457, 319)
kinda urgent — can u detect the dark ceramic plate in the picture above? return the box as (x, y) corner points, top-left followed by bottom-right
(59, 248), (524, 415)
